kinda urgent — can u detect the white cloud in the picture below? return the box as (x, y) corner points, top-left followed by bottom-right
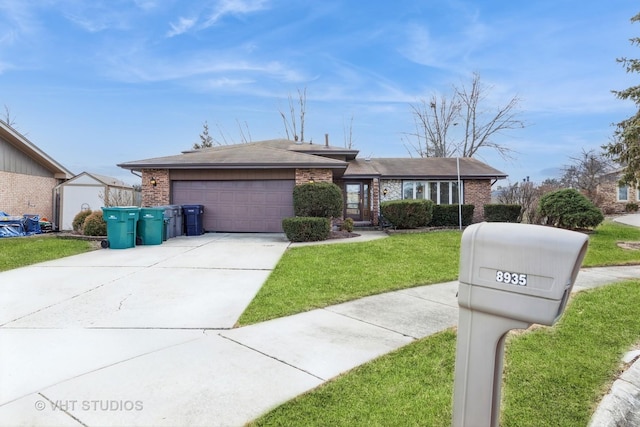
(203, 0), (269, 27)
(167, 16), (196, 37)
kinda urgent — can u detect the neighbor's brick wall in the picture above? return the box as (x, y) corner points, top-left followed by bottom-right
(464, 179), (492, 223)
(295, 168), (333, 185)
(598, 177), (639, 213)
(141, 169), (170, 206)
(0, 170), (57, 220)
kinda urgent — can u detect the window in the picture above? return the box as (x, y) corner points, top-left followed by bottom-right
(403, 181), (462, 204)
(618, 185), (629, 202)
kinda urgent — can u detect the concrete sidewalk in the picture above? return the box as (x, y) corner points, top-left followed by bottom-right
(0, 230), (639, 426)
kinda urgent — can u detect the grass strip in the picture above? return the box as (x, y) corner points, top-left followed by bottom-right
(250, 281), (640, 427)
(582, 220), (640, 266)
(0, 235), (94, 272)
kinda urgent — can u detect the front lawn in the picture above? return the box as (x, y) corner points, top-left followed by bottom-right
(0, 235), (95, 272)
(238, 220), (640, 325)
(250, 280), (640, 426)
(238, 231), (461, 325)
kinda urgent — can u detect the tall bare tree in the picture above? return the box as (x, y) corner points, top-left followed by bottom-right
(404, 94), (460, 157)
(280, 87), (307, 142)
(405, 73), (525, 159)
(343, 113), (355, 149)
(457, 73), (524, 159)
(560, 148), (613, 205)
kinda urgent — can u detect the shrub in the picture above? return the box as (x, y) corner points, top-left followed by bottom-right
(380, 199), (434, 229)
(341, 217), (354, 232)
(625, 202), (639, 213)
(431, 204), (475, 227)
(83, 210), (107, 236)
(72, 209), (93, 233)
(538, 188), (604, 229)
(293, 183), (343, 218)
(282, 217), (330, 242)
(484, 204), (522, 223)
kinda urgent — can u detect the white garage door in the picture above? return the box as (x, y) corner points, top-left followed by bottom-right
(172, 180), (295, 233)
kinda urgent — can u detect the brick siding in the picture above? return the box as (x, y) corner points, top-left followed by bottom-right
(142, 169), (170, 206)
(294, 168), (333, 185)
(464, 180), (491, 223)
(598, 176), (639, 214)
(0, 170), (57, 220)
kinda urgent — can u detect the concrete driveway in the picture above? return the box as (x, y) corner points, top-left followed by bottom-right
(0, 233), (306, 426)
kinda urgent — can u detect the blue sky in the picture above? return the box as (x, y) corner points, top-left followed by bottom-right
(0, 0), (638, 185)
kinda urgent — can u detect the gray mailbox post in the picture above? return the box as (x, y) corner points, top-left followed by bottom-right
(452, 222), (589, 427)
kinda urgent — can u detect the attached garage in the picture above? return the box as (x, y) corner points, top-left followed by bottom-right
(172, 180), (294, 233)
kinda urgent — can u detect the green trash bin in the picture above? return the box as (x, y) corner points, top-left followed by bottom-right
(102, 207), (140, 249)
(137, 207), (165, 245)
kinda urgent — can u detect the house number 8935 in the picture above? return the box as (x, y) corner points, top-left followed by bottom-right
(496, 270), (527, 286)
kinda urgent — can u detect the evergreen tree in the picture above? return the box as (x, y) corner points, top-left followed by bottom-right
(604, 12), (640, 185)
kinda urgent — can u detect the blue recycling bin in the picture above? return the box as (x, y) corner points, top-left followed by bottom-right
(182, 204), (204, 236)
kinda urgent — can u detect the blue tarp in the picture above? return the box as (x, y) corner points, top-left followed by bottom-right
(0, 212), (42, 238)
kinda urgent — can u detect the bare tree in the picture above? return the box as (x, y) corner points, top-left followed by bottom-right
(280, 87), (307, 142)
(560, 148), (613, 206)
(497, 180), (538, 223)
(404, 94), (460, 157)
(405, 73), (525, 159)
(99, 188), (134, 207)
(236, 119), (252, 144)
(343, 113), (355, 149)
(456, 73), (524, 159)
(3, 105), (16, 127)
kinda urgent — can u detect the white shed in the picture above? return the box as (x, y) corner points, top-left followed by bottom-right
(55, 172), (139, 231)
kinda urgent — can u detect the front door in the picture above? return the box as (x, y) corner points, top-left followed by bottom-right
(345, 182), (370, 222)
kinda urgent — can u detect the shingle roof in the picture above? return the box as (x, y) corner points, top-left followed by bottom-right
(345, 157), (506, 179)
(118, 139), (506, 179)
(119, 140), (350, 170)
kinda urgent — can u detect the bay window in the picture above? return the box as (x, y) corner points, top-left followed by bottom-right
(403, 181), (462, 204)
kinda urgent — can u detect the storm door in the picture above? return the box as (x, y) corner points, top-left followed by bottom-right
(345, 182), (370, 222)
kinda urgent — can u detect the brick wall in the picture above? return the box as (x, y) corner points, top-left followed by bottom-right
(598, 177), (639, 213)
(0, 170), (57, 220)
(142, 169), (170, 206)
(294, 168), (333, 185)
(464, 180), (491, 223)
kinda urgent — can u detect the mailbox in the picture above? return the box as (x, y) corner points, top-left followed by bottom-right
(458, 222), (589, 326)
(452, 222), (589, 427)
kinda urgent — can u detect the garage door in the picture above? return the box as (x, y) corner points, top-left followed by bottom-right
(172, 180), (295, 233)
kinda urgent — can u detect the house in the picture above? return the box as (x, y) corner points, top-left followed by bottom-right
(0, 120), (73, 229)
(117, 139), (507, 233)
(597, 170), (640, 213)
(54, 172), (140, 231)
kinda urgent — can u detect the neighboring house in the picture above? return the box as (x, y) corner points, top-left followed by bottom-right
(118, 139), (507, 233)
(0, 120), (73, 229)
(55, 172), (140, 231)
(597, 170), (640, 213)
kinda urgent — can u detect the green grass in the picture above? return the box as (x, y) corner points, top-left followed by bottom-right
(237, 231), (461, 325)
(239, 221), (640, 325)
(250, 281), (640, 427)
(582, 220), (640, 266)
(0, 235), (95, 272)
